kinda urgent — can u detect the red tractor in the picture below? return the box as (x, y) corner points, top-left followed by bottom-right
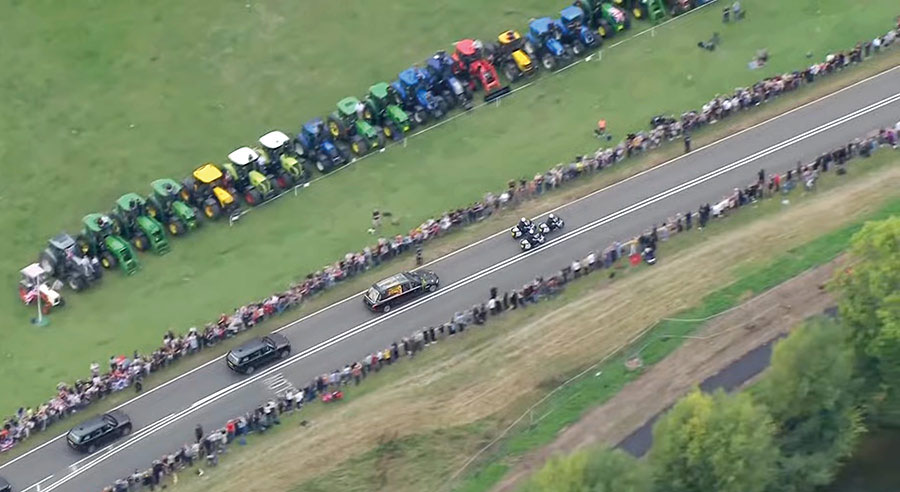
(452, 39), (511, 103)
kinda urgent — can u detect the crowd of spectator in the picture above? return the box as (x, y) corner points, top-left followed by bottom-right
(3, 19), (898, 463)
(99, 118), (899, 490)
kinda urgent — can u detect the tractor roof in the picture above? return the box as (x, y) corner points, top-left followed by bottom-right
(150, 178), (182, 196)
(456, 39), (477, 57)
(116, 193), (146, 210)
(227, 147), (260, 166)
(193, 163), (224, 184)
(303, 118), (324, 135)
(398, 68), (419, 87)
(498, 30), (521, 44)
(560, 5), (585, 22)
(21, 263), (46, 280)
(83, 213), (113, 233)
(259, 130), (291, 149)
(530, 17), (554, 34)
(369, 82), (389, 99)
(337, 97), (360, 115)
(49, 233), (76, 251)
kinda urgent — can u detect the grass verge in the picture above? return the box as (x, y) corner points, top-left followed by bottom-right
(162, 152), (900, 492)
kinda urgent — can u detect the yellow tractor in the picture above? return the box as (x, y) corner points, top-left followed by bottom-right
(181, 164), (239, 220)
(487, 30), (537, 82)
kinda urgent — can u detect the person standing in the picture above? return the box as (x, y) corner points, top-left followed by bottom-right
(415, 245), (423, 266)
(683, 133), (692, 153)
(372, 209), (382, 230)
(194, 424), (203, 444)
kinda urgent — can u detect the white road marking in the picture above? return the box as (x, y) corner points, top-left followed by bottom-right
(38, 90), (900, 491)
(3, 59), (898, 477)
(19, 474), (53, 492)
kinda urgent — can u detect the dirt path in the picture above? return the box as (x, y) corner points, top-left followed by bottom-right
(491, 259), (843, 492)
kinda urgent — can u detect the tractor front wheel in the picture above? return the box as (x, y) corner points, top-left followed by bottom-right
(571, 40), (585, 57)
(350, 136), (368, 157)
(375, 128), (387, 149)
(133, 234), (148, 252)
(101, 251), (118, 269)
(67, 274), (88, 292)
(316, 159), (328, 173)
(541, 53), (557, 71)
(245, 189), (263, 206)
(503, 62), (520, 82)
(598, 20), (612, 38)
(168, 220), (185, 236)
(204, 201), (221, 220)
(413, 107), (428, 126)
(278, 172), (293, 189)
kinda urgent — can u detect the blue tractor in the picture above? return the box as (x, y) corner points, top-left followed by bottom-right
(424, 51), (474, 111)
(293, 118), (351, 173)
(556, 5), (601, 54)
(390, 67), (449, 126)
(524, 17), (571, 72)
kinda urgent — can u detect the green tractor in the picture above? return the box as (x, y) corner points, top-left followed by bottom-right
(327, 97), (388, 157)
(182, 163), (240, 220)
(110, 193), (171, 255)
(610, 0), (666, 22)
(146, 179), (200, 236)
(361, 82), (412, 141)
(222, 147), (276, 205)
(576, 0), (631, 38)
(254, 131), (310, 189)
(76, 213), (140, 275)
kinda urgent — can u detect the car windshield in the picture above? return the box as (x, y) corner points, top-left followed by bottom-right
(227, 352), (240, 365)
(68, 430), (84, 443)
(367, 287), (381, 302)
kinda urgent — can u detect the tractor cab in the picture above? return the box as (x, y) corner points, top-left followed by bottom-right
(78, 213), (140, 274)
(147, 179), (199, 235)
(362, 82), (412, 139)
(18, 263), (63, 311)
(392, 68), (447, 124)
(257, 130), (308, 188)
(184, 163), (238, 220)
(611, 0), (666, 22)
(555, 6), (600, 52)
(425, 52), (474, 110)
(491, 31), (536, 81)
(295, 118), (351, 174)
(224, 147), (275, 205)
(526, 18), (569, 70)
(451, 39), (511, 102)
(575, 1), (630, 37)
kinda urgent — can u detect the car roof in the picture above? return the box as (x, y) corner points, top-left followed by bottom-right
(259, 130), (291, 149)
(228, 147), (260, 166)
(231, 337), (270, 356)
(68, 414), (110, 436)
(374, 273), (412, 291)
(0, 476), (10, 488)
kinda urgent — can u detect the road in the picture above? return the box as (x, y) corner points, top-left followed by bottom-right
(3, 65), (900, 491)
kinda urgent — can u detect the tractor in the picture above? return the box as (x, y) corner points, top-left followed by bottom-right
(110, 193), (171, 255)
(361, 83), (412, 141)
(182, 163), (240, 220)
(486, 31), (536, 82)
(423, 51), (474, 110)
(524, 17), (571, 71)
(555, 6), (601, 55)
(449, 40), (511, 102)
(611, 0), (667, 22)
(146, 179), (200, 236)
(390, 67), (449, 125)
(19, 263), (64, 313)
(575, 0), (631, 38)
(38, 233), (102, 292)
(326, 98), (387, 156)
(255, 131), (310, 189)
(76, 213), (140, 275)
(222, 147), (277, 204)
(294, 118), (352, 173)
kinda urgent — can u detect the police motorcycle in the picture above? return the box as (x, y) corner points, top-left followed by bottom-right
(538, 213), (565, 234)
(511, 217), (536, 239)
(520, 230), (546, 251)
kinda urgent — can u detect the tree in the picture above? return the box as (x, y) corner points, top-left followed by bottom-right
(521, 452), (590, 492)
(649, 390), (777, 492)
(833, 217), (900, 422)
(755, 319), (864, 491)
(871, 293), (900, 424)
(582, 448), (652, 492)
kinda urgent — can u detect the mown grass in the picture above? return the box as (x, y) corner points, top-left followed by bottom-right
(169, 150), (900, 492)
(2, 0), (898, 413)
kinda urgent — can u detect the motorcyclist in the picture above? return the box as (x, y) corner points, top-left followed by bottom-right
(545, 213), (564, 231)
(512, 217), (535, 238)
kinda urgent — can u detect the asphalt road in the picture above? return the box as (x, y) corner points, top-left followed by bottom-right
(3, 65), (900, 491)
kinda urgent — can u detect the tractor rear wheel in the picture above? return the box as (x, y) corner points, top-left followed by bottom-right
(327, 115), (347, 139)
(39, 249), (59, 277)
(133, 233), (148, 252)
(101, 251), (118, 269)
(503, 62), (520, 82)
(67, 274), (87, 292)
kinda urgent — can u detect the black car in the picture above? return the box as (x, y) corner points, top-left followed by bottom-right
(0, 476), (11, 492)
(66, 410), (132, 453)
(226, 333), (291, 374)
(364, 270), (439, 313)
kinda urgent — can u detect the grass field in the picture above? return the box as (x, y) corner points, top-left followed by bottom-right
(165, 153), (900, 492)
(1, 0), (898, 413)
